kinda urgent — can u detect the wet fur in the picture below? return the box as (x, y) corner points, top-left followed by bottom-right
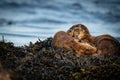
(67, 24), (120, 55)
(52, 31), (97, 55)
(94, 34), (120, 55)
(67, 24), (94, 45)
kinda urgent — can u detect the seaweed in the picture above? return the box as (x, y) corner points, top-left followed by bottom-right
(0, 37), (120, 80)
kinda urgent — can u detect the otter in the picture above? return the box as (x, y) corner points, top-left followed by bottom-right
(94, 34), (120, 55)
(67, 24), (120, 55)
(67, 24), (94, 46)
(52, 31), (75, 50)
(52, 31), (97, 55)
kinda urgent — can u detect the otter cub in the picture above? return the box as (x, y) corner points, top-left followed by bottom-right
(67, 24), (94, 46)
(67, 24), (120, 55)
(52, 31), (97, 55)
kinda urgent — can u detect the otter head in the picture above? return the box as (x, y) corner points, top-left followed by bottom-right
(67, 24), (91, 41)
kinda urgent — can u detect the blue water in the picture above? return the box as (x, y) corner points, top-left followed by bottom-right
(0, 0), (120, 46)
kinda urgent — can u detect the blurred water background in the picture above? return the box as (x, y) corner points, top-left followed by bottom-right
(0, 0), (120, 46)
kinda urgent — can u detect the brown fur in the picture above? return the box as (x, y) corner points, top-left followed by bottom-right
(52, 31), (74, 50)
(67, 24), (94, 46)
(94, 34), (120, 55)
(67, 24), (120, 55)
(52, 31), (97, 55)
(73, 42), (97, 56)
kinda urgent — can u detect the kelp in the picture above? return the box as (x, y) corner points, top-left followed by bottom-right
(0, 38), (120, 80)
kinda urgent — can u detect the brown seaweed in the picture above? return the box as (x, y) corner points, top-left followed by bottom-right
(0, 38), (120, 80)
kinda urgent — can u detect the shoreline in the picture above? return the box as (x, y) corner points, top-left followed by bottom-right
(1, 34), (120, 47)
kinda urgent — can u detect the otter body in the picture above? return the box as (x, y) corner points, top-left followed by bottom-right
(52, 31), (97, 55)
(67, 24), (120, 55)
(52, 31), (74, 50)
(94, 34), (120, 55)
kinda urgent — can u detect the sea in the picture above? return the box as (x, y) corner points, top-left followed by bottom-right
(0, 0), (120, 46)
